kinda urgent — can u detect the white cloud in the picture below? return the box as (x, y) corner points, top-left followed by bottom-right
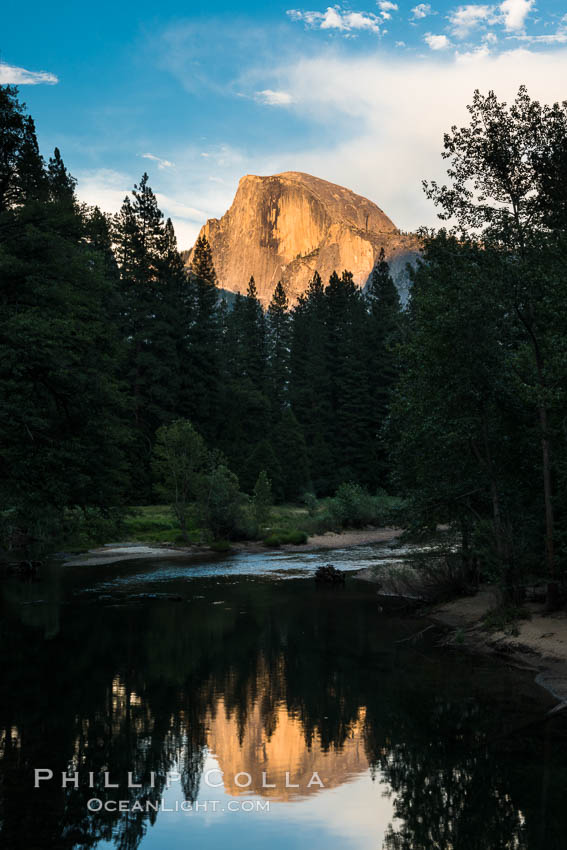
(241, 47), (567, 233)
(500, 0), (534, 32)
(287, 6), (382, 34)
(76, 35), (567, 254)
(512, 31), (567, 44)
(0, 62), (58, 85)
(411, 4), (433, 20)
(256, 89), (295, 105)
(449, 5), (497, 39)
(424, 32), (452, 49)
(447, 1), (533, 39)
(378, 1), (397, 20)
(141, 153), (175, 169)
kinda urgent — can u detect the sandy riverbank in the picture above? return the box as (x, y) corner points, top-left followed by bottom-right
(232, 526), (400, 553)
(63, 526), (401, 566)
(433, 589), (567, 704)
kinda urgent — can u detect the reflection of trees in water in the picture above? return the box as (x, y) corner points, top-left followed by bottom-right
(363, 674), (567, 850)
(1, 580), (566, 849)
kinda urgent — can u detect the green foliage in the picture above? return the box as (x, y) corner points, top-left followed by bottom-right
(263, 533), (282, 547)
(302, 491), (318, 516)
(151, 420), (208, 541)
(197, 463), (246, 540)
(113, 174), (193, 497)
(266, 281), (291, 416)
(209, 539), (232, 553)
(327, 483), (384, 529)
(190, 234), (217, 285)
(241, 439), (282, 497)
(263, 529), (308, 547)
(0, 89), (129, 555)
(395, 86), (567, 600)
(273, 409), (310, 500)
(253, 470), (272, 527)
(285, 530), (308, 545)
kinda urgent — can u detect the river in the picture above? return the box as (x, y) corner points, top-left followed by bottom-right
(1, 541), (566, 849)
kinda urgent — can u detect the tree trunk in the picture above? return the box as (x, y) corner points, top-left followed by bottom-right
(536, 380), (558, 610)
(515, 305), (558, 611)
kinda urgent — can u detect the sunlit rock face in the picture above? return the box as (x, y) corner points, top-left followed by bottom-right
(205, 696), (369, 801)
(187, 171), (420, 306)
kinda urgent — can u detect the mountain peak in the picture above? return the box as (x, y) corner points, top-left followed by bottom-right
(190, 171), (418, 305)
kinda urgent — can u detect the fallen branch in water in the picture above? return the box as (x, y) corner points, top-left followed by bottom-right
(395, 624), (436, 644)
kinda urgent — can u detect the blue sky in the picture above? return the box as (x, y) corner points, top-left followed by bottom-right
(2, 1), (567, 247)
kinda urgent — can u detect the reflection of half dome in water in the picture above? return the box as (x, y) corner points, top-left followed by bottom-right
(205, 665), (369, 802)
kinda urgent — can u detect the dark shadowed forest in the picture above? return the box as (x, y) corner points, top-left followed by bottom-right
(2, 84), (567, 605)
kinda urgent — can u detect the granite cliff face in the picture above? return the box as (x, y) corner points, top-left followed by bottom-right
(187, 171), (419, 305)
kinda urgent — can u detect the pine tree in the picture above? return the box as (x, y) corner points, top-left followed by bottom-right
(290, 271), (334, 494)
(0, 90), (128, 548)
(273, 408), (310, 500)
(190, 234), (217, 285)
(365, 249), (403, 484)
(185, 235), (221, 442)
(253, 470), (273, 526)
(241, 439), (283, 499)
(266, 281), (291, 417)
(47, 147), (77, 204)
(18, 116), (48, 203)
(325, 270), (370, 487)
(243, 276), (266, 389)
(0, 86), (33, 211)
(113, 174), (186, 496)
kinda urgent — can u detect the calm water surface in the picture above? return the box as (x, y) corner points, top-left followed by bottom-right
(1, 542), (567, 849)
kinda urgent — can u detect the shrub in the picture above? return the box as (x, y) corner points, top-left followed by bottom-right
(198, 464), (247, 540)
(327, 483), (381, 529)
(285, 530), (308, 545)
(264, 529), (308, 546)
(209, 540), (232, 553)
(151, 420), (208, 542)
(264, 533), (282, 547)
(302, 492), (318, 516)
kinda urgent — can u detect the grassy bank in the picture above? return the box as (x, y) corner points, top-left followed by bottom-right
(59, 490), (404, 553)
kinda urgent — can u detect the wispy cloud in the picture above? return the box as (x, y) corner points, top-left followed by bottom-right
(449, 5), (498, 39)
(256, 89), (295, 105)
(455, 42), (492, 61)
(154, 195), (206, 220)
(0, 62), (58, 85)
(410, 4), (433, 20)
(287, 6), (382, 35)
(141, 153), (175, 169)
(510, 15), (567, 44)
(424, 32), (452, 49)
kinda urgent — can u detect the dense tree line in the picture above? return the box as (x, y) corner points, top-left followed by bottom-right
(3, 82), (567, 604)
(392, 86), (567, 605)
(0, 85), (402, 554)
